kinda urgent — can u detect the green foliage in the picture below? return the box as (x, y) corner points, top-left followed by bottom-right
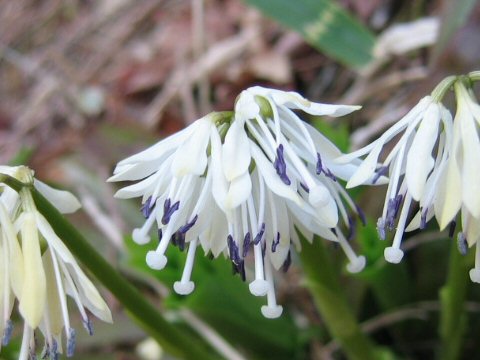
(244, 0), (375, 68)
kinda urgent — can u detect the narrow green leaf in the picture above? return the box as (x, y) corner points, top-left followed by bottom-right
(244, 0), (375, 68)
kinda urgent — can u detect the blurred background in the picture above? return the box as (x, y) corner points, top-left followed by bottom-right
(1, 0), (480, 359)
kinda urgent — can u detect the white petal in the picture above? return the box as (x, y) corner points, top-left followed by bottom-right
(19, 213), (46, 328)
(108, 159), (165, 182)
(346, 142), (384, 188)
(222, 120), (251, 181)
(210, 128), (228, 210)
(115, 123), (197, 166)
(224, 172), (252, 209)
(405, 103), (441, 200)
(34, 180), (81, 214)
(171, 120), (212, 177)
(459, 109), (480, 217)
(235, 90), (260, 120)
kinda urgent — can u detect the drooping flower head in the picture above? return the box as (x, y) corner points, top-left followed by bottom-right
(110, 86), (369, 318)
(337, 74), (480, 282)
(0, 166), (112, 359)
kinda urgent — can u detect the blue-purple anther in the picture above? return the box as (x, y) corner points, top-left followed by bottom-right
(372, 166), (389, 184)
(83, 317), (94, 336)
(140, 196), (155, 218)
(242, 232), (251, 258)
(227, 235), (241, 264)
(449, 221), (457, 238)
(271, 232), (280, 253)
(457, 232), (468, 256)
(386, 194), (403, 230)
(355, 203), (366, 226)
(420, 209), (428, 230)
(162, 198), (180, 225)
(171, 232), (186, 251)
(274, 144), (291, 185)
(282, 251), (292, 273)
(377, 218), (386, 240)
(254, 223), (265, 245)
(67, 328), (76, 357)
(347, 215), (356, 241)
(2, 320), (13, 346)
(316, 153), (337, 181)
(179, 215), (198, 234)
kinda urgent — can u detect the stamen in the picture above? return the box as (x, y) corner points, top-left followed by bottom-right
(67, 328), (76, 357)
(273, 144), (291, 185)
(242, 232), (251, 258)
(300, 183), (310, 193)
(376, 218), (386, 240)
(83, 317), (94, 336)
(449, 220), (457, 238)
(384, 194), (412, 264)
(346, 215), (356, 241)
(457, 232), (468, 256)
(385, 194), (403, 230)
(227, 235), (240, 264)
(162, 199), (180, 225)
(316, 153), (337, 181)
(372, 166), (389, 184)
(254, 223), (265, 245)
(50, 339), (59, 360)
(171, 232), (186, 251)
(420, 208), (428, 230)
(260, 260), (283, 319)
(271, 232), (280, 253)
(2, 319), (13, 345)
(282, 251), (292, 273)
(355, 204), (366, 226)
(179, 215), (199, 234)
(469, 239), (480, 283)
(140, 196), (154, 218)
(173, 239), (198, 295)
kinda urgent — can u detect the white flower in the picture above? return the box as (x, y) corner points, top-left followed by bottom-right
(110, 87), (366, 318)
(337, 96), (453, 263)
(0, 166), (112, 359)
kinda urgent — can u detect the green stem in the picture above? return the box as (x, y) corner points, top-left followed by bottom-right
(438, 239), (472, 360)
(0, 174), (219, 360)
(298, 236), (381, 360)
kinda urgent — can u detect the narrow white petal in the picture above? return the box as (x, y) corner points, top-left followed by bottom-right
(405, 103), (441, 200)
(346, 143), (384, 188)
(171, 120), (212, 177)
(19, 213), (46, 328)
(34, 180), (81, 214)
(224, 172), (252, 209)
(210, 129), (228, 210)
(222, 120), (251, 181)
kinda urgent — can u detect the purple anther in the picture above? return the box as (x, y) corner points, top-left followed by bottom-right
(355, 204), (366, 226)
(2, 320), (13, 346)
(231, 260), (246, 281)
(227, 235), (240, 264)
(347, 215), (356, 241)
(141, 196), (154, 218)
(282, 250), (292, 273)
(457, 233), (468, 256)
(316, 153), (336, 181)
(449, 221), (456, 238)
(157, 229), (163, 242)
(376, 218), (386, 240)
(372, 166), (389, 184)
(274, 144), (291, 185)
(386, 194), (403, 230)
(175, 232), (186, 251)
(242, 232), (251, 258)
(82, 317), (94, 336)
(254, 223), (265, 245)
(316, 153), (323, 175)
(420, 209), (428, 230)
(162, 199), (180, 225)
(51, 339), (59, 360)
(300, 182), (310, 193)
(179, 215), (199, 234)
(67, 328), (76, 357)
(271, 232), (280, 252)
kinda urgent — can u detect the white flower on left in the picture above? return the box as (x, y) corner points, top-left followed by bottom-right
(0, 166), (112, 359)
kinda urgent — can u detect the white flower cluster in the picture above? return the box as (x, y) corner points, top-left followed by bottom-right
(110, 87), (371, 318)
(338, 75), (480, 282)
(0, 166), (112, 359)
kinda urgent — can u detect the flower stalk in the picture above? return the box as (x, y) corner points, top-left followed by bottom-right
(439, 238), (473, 360)
(1, 173), (219, 360)
(298, 234), (382, 360)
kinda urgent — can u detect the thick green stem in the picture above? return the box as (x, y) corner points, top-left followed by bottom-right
(0, 172), (222, 360)
(438, 239), (472, 360)
(299, 236), (381, 360)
